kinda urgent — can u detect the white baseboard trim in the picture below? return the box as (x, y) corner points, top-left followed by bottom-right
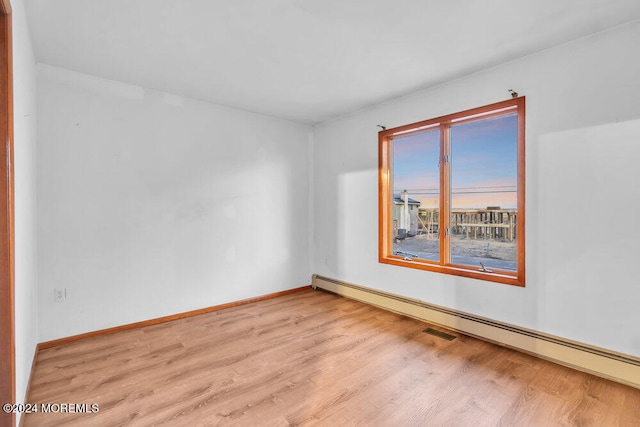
(312, 274), (640, 389)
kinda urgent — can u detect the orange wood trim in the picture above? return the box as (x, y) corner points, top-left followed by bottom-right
(0, 3), (15, 427)
(0, 0), (11, 15)
(380, 98), (521, 140)
(440, 123), (450, 265)
(379, 256), (523, 286)
(516, 96), (526, 286)
(378, 132), (384, 261)
(378, 132), (391, 262)
(38, 286), (313, 350)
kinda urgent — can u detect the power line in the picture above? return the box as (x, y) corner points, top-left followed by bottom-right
(396, 185), (515, 192)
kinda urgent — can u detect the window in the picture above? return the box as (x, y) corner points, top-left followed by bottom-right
(379, 97), (525, 286)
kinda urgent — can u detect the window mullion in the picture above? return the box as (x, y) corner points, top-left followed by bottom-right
(440, 124), (451, 266)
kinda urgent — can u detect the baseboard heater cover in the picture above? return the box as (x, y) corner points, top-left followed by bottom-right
(312, 274), (640, 389)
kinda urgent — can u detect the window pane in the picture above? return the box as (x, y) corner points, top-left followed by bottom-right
(450, 113), (518, 271)
(392, 129), (440, 261)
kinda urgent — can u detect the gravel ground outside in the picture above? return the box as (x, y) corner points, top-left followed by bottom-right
(393, 234), (517, 271)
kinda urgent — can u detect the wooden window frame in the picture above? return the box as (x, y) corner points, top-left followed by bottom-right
(378, 97), (525, 287)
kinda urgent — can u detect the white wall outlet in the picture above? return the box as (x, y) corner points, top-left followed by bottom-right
(54, 288), (66, 303)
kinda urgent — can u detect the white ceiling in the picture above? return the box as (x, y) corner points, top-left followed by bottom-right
(24, 0), (640, 124)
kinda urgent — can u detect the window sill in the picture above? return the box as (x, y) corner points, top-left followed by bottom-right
(379, 255), (525, 287)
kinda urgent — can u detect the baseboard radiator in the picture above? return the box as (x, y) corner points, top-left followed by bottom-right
(312, 274), (640, 389)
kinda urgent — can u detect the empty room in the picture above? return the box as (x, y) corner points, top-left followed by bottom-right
(3, 0), (640, 425)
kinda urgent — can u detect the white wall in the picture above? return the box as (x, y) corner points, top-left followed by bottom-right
(12, 0), (39, 415)
(313, 20), (640, 357)
(37, 65), (311, 341)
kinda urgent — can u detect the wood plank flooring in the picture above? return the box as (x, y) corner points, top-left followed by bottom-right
(23, 288), (640, 426)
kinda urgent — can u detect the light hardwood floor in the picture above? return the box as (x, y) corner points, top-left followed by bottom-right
(23, 289), (640, 426)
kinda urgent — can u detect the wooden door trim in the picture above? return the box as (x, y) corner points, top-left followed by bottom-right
(0, 0), (14, 426)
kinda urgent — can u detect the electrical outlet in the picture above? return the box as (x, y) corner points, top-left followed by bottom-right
(54, 288), (66, 303)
